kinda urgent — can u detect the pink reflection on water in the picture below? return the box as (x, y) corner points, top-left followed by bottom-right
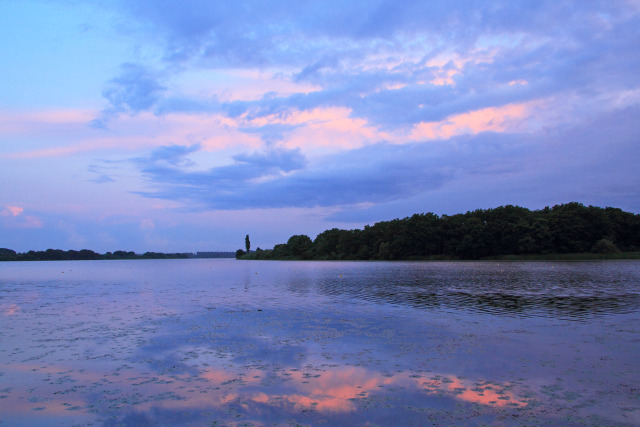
(0, 360), (530, 422)
(416, 375), (528, 407)
(192, 365), (529, 414)
(2, 303), (21, 315)
(273, 367), (391, 412)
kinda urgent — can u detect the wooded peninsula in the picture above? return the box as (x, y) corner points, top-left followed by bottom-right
(236, 203), (640, 261)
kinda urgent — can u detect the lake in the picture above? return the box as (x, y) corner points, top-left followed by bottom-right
(1, 259), (639, 426)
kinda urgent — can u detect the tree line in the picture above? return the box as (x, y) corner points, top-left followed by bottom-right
(0, 248), (189, 262)
(236, 203), (640, 261)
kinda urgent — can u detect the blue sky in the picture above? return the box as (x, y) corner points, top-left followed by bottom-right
(1, 0), (639, 252)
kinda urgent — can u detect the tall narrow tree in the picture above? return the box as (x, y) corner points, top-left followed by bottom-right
(245, 235), (251, 253)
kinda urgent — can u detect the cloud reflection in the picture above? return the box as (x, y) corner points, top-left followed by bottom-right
(416, 375), (527, 408)
(0, 359), (530, 423)
(2, 304), (21, 315)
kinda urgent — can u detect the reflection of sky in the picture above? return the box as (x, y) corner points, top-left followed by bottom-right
(1, 260), (639, 425)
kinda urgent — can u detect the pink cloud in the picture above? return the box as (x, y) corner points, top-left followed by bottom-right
(161, 113), (262, 152)
(0, 109), (262, 159)
(0, 100), (533, 164)
(245, 107), (385, 153)
(410, 103), (531, 141)
(1, 206), (24, 216)
(424, 49), (498, 86)
(0, 206), (43, 228)
(0, 109), (95, 135)
(2, 145), (100, 159)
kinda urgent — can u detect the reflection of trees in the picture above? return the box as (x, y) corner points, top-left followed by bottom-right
(326, 285), (640, 319)
(412, 291), (640, 318)
(303, 265), (640, 320)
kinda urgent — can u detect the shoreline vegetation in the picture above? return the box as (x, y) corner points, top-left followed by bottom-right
(3, 203), (639, 263)
(0, 249), (235, 262)
(236, 203), (640, 261)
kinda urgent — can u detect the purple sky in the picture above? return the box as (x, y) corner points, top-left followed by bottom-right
(1, 0), (639, 253)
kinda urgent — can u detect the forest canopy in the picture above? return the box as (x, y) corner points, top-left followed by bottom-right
(237, 203), (640, 261)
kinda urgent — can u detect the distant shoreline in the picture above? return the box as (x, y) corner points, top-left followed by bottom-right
(0, 249), (235, 262)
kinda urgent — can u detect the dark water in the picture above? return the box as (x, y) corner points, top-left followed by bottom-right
(1, 260), (639, 426)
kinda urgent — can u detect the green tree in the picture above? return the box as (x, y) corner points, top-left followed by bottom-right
(0, 248), (16, 261)
(286, 235), (312, 259)
(377, 242), (391, 260)
(591, 239), (620, 254)
(245, 235), (251, 253)
(311, 228), (343, 259)
(232, 203), (639, 261)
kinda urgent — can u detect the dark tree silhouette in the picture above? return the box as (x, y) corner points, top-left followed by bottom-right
(237, 203), (640, 261)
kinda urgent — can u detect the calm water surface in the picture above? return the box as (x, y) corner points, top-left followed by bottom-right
(1, 260), (639, 426)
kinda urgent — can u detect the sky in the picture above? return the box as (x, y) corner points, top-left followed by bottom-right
(1, 0), (639, 253)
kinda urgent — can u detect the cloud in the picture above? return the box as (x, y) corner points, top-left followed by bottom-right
(124, 1), (600, 68)
(72, 0), (638, 176)
(133, 141), (454, 210)
(237, 106), (381, 153)
(1, 206), (24, 217)
(0, 206), (43, 229)
(135, 144), (307, 190)
(0, 109), (96, 136)
(99, 63), (167, 122)
(240, 123), (299, 144)
(145, 143), (200, 167)
(88, 161), (121, 184)
(103, 0), (640, 135)
(409, 102), (531, 140)
(232, 148), (307, 173)
(131, 101), (640, 215)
